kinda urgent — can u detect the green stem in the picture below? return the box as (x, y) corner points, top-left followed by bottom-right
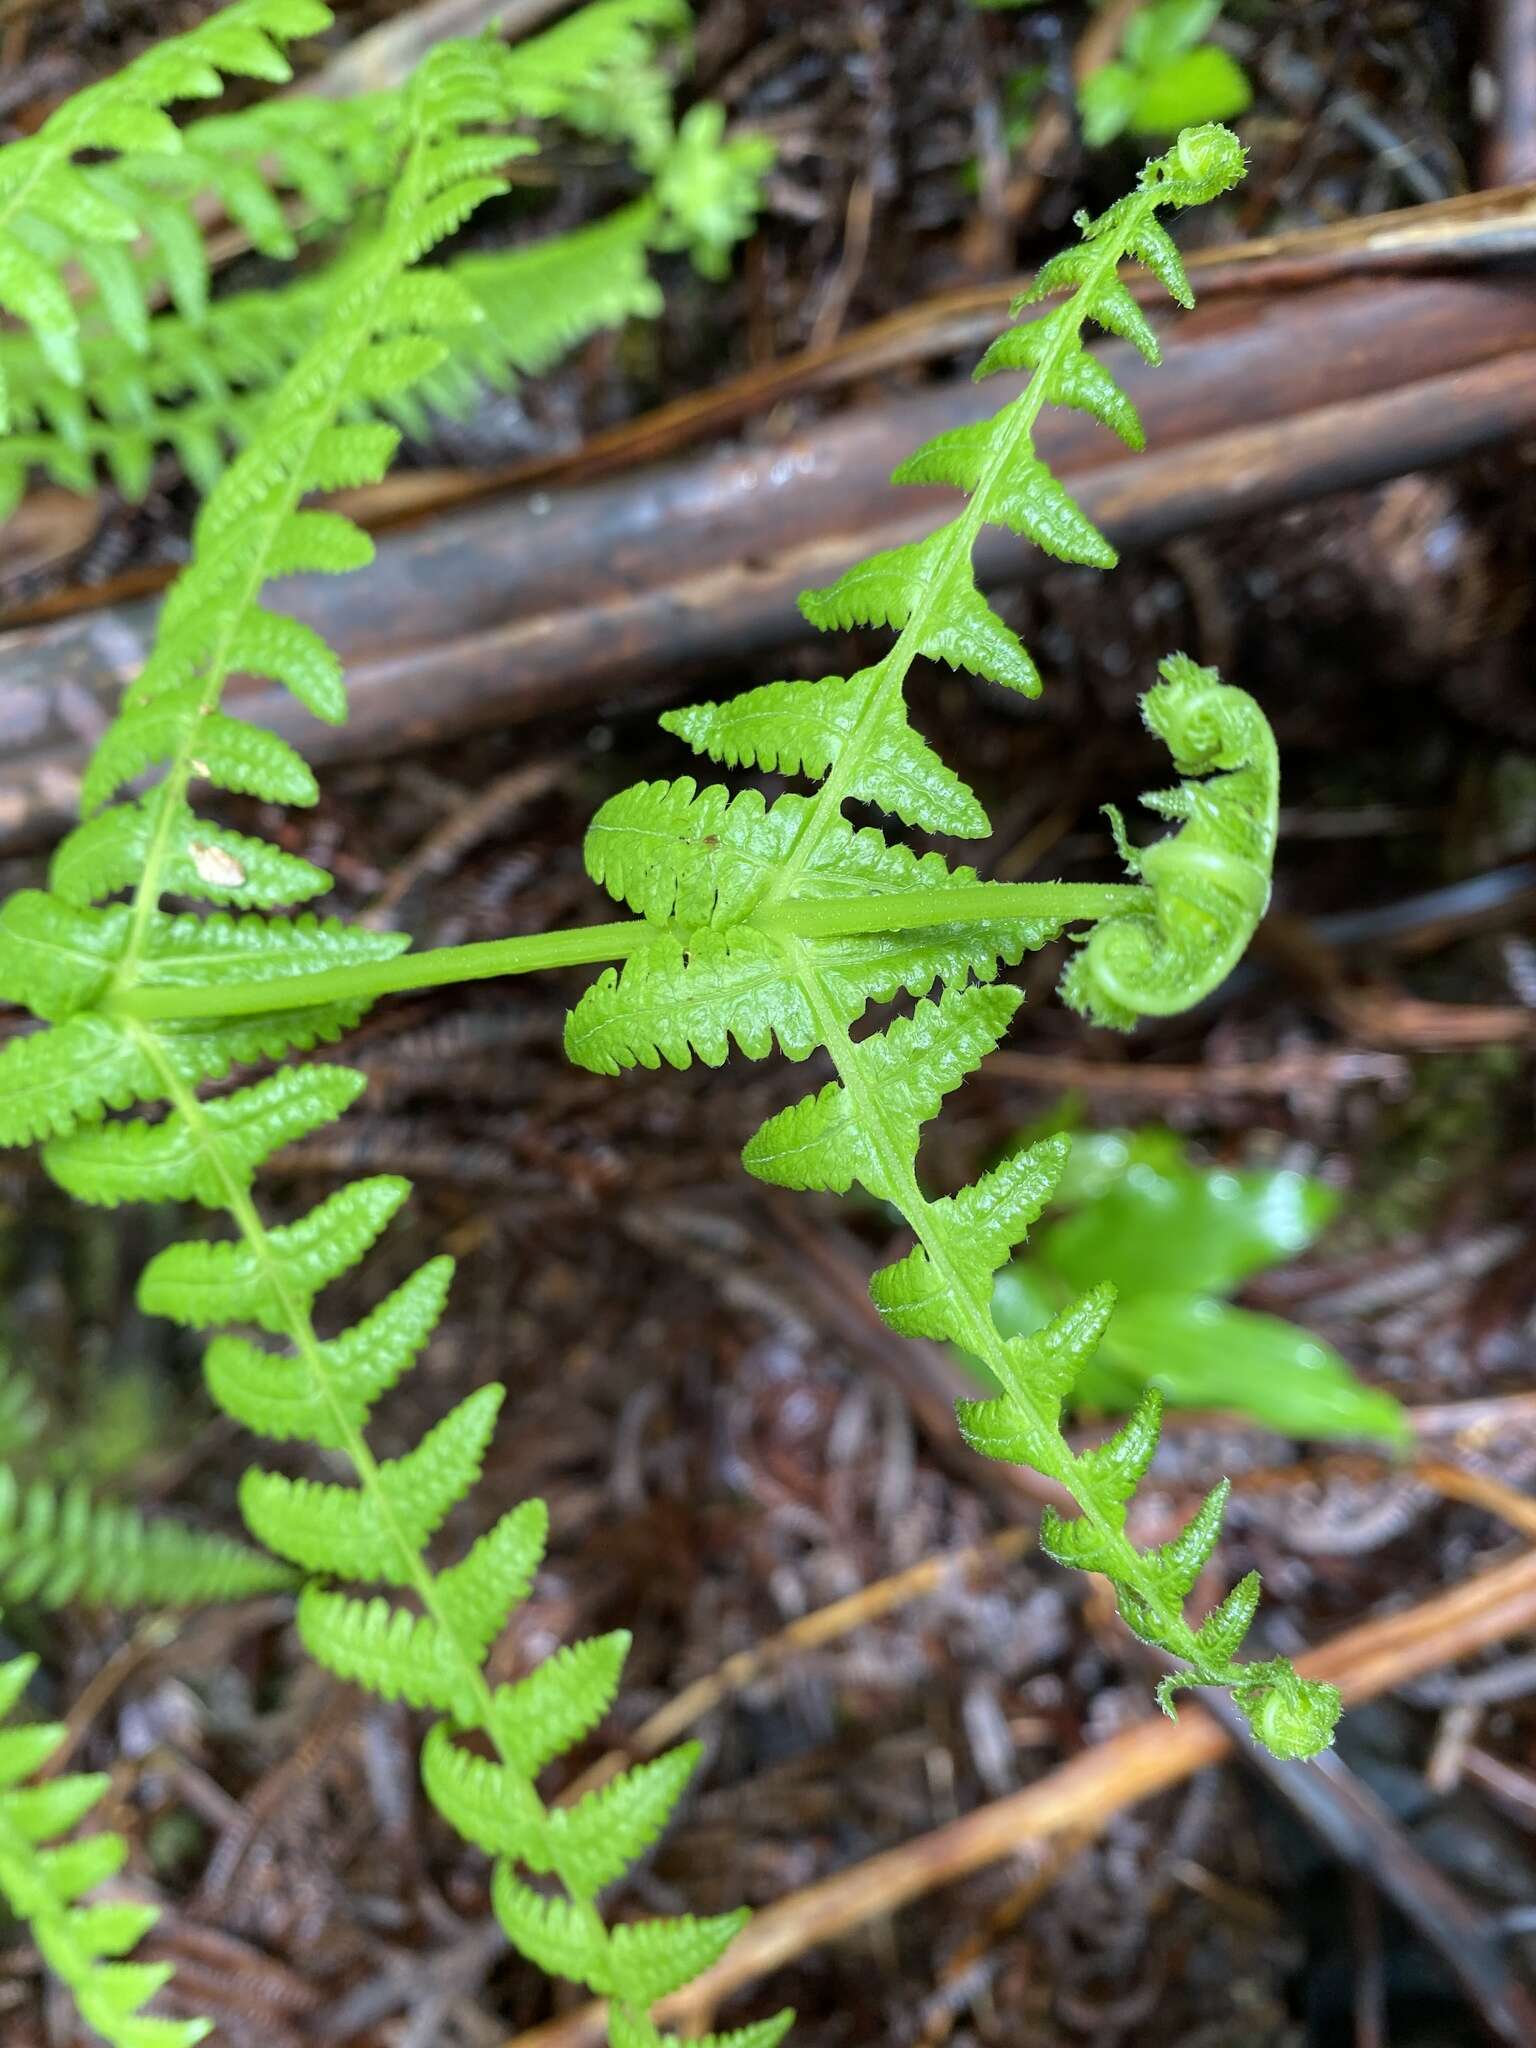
(106, 881), (1140, 1024)
(759, 188), (1156, 908)
(129, 1025), (617, 1972)
(788, 940), (1228, 1683)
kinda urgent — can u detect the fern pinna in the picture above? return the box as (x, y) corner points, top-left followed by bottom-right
(0, 1649), (210, 2048)
(0, 24), (783, 2048)
(563, 124), (1338, 1763)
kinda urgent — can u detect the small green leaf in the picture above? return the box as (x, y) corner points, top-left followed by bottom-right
(1080, 1293), (1411, 1447)
(1078, 63), (1139, 147)
(1042, 1148), (1337, 1297)
(1125, 0), (1222, 67)
(1131, 47), (1252, 135)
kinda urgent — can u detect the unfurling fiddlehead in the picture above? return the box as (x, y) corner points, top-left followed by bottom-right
(0, 21), (785, 2048)
(564, 122), (1338, 1761)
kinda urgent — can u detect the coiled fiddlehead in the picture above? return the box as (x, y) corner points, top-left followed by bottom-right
(0, 29), (786, 2048)
(564, 124), (1339, 1760)
(1061, 652), (1278, 1029)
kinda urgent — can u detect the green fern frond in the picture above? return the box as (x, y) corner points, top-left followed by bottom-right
(0, 112), (760, 516)
(0, 1653), (210, 2046)
(0, 1356), (45, 1463)
(0, 1470), (294, 1609)
(0, 0), (332, 427)
(0, 22), (782, 2043)
(566, 125), (1338, 1761)
(610, 2012), (794, 2048)
(41, 0), (690, 384)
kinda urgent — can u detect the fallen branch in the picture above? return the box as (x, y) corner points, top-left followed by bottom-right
(982, 1045), (1410, 1101)
(5, 274), (1536, 849)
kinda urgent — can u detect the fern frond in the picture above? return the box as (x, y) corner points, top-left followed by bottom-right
(0, 1356), (44, 1462)
(0, 0), (332, 426)
(0, 125), (758, 514)
(0, 1470), (294, 1609)
(609, 2012), (794, 2048)
(570, 125), (1338, 1761)
(0, 25), (782, 2043)
(0, 1653), (210, 2046)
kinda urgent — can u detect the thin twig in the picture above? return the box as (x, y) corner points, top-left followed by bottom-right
(563, 1527), (1036, 1801)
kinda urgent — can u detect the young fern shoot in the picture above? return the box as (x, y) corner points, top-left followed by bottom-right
(564, 124), (1340, 1760)
(0, 100), (1334, 2048)
(59, 125), (1340, 1761)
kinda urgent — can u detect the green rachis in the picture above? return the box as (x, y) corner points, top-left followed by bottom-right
(0, 31), (1333, 2044)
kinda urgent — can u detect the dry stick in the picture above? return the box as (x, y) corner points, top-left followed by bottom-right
(1415, 1456), (1536, 1542)
(1205, 1688), (1536, 2048)
(562, 1527), (1037, 1803)
(504, 1546), (1536, 2047)
(983, 1046), (1410, 1101)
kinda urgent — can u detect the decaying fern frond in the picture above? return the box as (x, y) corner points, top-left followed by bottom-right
(0, 0), (331, 427)
(0, 1649), (209, 2047)
(0, 28), (784, 2048)
(562, 125), (1338, 1760)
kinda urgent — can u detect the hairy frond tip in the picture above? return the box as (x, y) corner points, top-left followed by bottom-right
(1141, 122), (1248, 206)
(1059, 653), (1278, 1030)
(1159, 1660), (1341, 1761)
(1235, 1668), (1342, 1761)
